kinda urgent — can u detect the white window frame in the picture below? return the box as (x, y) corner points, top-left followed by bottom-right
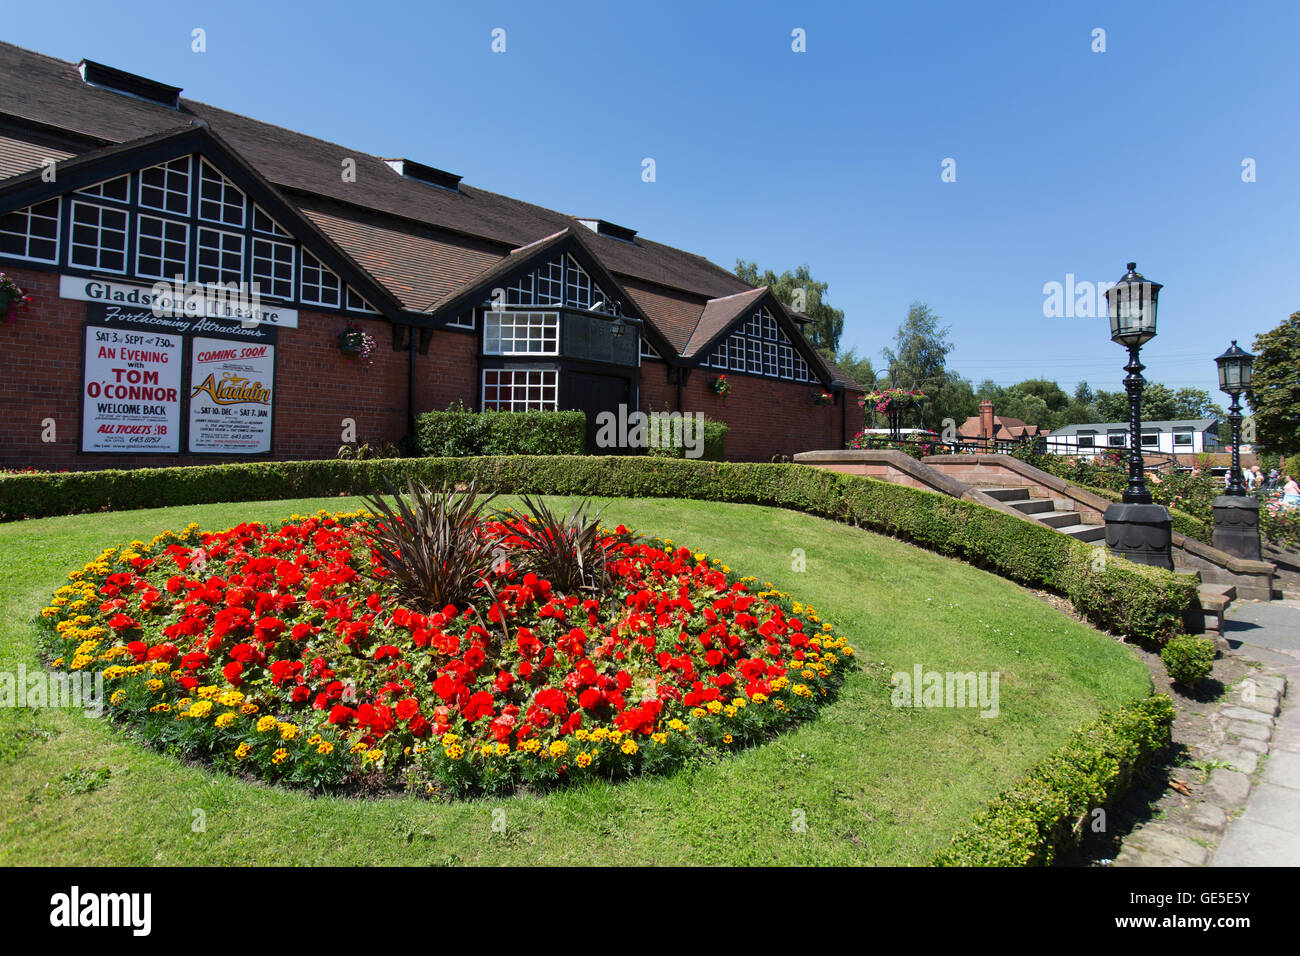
(197, 160), (246, 228)
(68, 199), (128, 273)
(345, 287), (379, 313)
(251, 235), (296, 301)
(483, 310), (559, 356)
(138, 156), (191, 216)
(481, 368), (559, 411)
(0, 198), (60, 263)
(640, 335), (660, 360)
(1173, 428), (1194, 447)
(565, 255), (592, 311)
(300, 250), (342, 307)
(252, 205), (290, 237)
(76, 175), (130, 204)
(196, 226), (245, 286)
(727, 334), (746, 372)
(135, 214), (190, 280)
(445, 309), (475, 330)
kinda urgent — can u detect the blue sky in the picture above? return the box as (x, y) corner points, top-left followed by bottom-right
(9, 0), (1298, 396)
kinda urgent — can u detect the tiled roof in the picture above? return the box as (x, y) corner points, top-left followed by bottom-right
(295, 195), (503, 311)
(682, 287), (769, 358)
(0, 40), (858, 386)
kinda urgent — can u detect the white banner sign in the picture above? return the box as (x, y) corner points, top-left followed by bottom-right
(81, 325), (183, 453)
(59, 274), (298, 328)
(187, 338), (276, 454)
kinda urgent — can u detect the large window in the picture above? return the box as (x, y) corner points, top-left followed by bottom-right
(1107, 430), (1127, 448)
(68, 200), (128, 272)
(1173, 429), (1193, 447)
(483, 310), (559, 355)
(1, 154), (378, 315)
(0, 198), (60, 262)
(707, 306), (814, 382)
(502, 254), (623, 313)
(482, 369), (558, 411)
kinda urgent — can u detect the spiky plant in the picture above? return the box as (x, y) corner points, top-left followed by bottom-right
(503, 495), (625, 595)
(358, 478), (498, 611)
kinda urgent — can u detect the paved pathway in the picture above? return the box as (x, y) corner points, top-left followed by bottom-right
(1212, 599), (1300, 866)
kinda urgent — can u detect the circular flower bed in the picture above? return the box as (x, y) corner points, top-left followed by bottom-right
(39, 509), (854, 796)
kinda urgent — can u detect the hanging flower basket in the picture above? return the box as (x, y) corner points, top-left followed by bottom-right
(338, 322), (377, 366)
(856, 387), (925, 415)
(709, 374), (731, 401)
(0, 273), (33, 322)
(812, 389), (834, 406)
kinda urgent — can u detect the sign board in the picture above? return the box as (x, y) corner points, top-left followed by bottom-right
(81, 325), (183, 453)
(60, 274), (298, 329)
(187, 337), (275, 454)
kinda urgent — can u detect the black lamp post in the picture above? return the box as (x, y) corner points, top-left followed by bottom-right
(1100, 263), (1174, 569)
(1212, 340), (1261, 559)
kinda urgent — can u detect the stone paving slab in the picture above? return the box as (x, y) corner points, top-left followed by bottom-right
(1263, 750), (1300, 790)
(1212, 817), (1300, 866)
(1239, 781), (1300, 836)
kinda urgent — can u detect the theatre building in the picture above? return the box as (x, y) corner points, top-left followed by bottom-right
(0, 43), (863, 470)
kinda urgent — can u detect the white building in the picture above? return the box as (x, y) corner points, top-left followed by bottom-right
(1045, 419), (1222, 457)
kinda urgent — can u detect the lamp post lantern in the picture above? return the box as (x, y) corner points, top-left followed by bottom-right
(1212, 340), (1261, 559)
(1100, 262), (1174, 569)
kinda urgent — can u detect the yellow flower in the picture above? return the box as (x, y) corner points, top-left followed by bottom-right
(187, 700), (213, 719)
(792, 684), (813, 698)
(691, 707), (706, 718)
(235, 743), (251, 759)
(278, 722), (300, 741)
(150, 702), (171, 713)
(575, 752), (592, 768)
(272, 748), (289, 765)
(256, 715), (278, 733)
(706, 700), (723, 715)
(110, 689), (126, 706)
(215, 712), (235, 728)
(651, 732), (667, 745)
(549, 741), (569, 758)
(722, 733), (734, 744)
(307, 734), (323, 746)
(240, 702), (259, 716)
(365, 749), (384, 764)
(620, 739), (638, 755)
(751, 693), (768, 704)
(444, 744), (464, 760)
(494, 742), (510, 757)
(317, 742), (334, 755)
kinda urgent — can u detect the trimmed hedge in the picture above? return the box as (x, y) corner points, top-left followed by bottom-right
(645, 416), (728, 462)
(933, 694), (1175, 866)
(0, 455), (1197, 643)
(416, 406), (585, 457)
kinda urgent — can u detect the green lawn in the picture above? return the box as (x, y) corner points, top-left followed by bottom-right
(0, 495), (1150, 865)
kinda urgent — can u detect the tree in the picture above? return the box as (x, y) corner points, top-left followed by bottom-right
(827, 347), (877, 391)
(881, 302), (952, 394)
(735, 260), (845, 353)
(1249, 311), (1300, 455)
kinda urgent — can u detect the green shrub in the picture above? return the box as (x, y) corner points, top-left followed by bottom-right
(0, 456), (1197, 643)
(645, 416), (728, 461)
(933, 694), (1175, 866)
(416, 403), (584, 457)
(1160, 635), (1216, 688)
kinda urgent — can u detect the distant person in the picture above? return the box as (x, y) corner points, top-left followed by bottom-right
(1245, 466), (1258, 491)
(1283, 474), (1300, 509)
(1250, 465), (1264, 490)
(1270, 468), (1282, 491)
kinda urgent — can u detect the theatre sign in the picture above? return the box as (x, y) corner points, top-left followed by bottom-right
(68, 276), (280, 456)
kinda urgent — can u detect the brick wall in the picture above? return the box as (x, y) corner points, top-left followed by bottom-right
(640, 358), (864, 461)
(0, 265), (862, 470)
(0, 265), (406, 470)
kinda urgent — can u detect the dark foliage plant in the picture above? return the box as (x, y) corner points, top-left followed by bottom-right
(503, 495), (626, 595)
(358, 478), (498, 612)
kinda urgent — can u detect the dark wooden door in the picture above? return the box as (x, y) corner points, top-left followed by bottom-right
(564, 371), (632, 453)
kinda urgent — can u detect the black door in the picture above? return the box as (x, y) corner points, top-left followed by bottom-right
(565, 371), (632, 454)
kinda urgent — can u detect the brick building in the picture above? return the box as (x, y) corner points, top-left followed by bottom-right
(0, 44), (863, 470)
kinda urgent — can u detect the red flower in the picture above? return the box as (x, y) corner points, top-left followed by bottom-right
(462, 691), (495, 722)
